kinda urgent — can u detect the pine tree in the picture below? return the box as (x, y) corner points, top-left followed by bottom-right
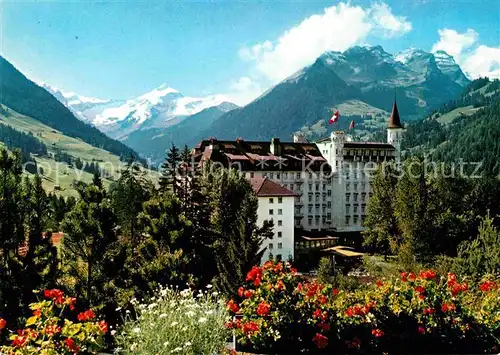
(159, 144), (180, 195)
(207, 168), (273, 296)
(61, 178), (118, 308)
(363, 162), (399, 258)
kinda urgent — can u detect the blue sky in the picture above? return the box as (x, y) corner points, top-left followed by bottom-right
(1, 0), (499, 104)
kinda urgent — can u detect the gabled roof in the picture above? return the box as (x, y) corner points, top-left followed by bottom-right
(388, 100), (402, 129)
(249, 177), (297, 197)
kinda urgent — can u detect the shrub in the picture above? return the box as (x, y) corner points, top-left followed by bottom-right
(225, 261), (499, 354)
(115, 285), (229, 354)
(0, 289), (107, 354)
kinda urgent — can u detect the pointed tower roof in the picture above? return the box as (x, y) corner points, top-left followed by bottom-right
(388, 97), (402, 129)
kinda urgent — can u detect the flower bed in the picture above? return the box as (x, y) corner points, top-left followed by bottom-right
(0, 289), (108, 354)
(225, 261), (499, 354)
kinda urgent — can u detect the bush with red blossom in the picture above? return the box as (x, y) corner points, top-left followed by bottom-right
(226, 261), (499, 354)
(0, 289), (107, 354)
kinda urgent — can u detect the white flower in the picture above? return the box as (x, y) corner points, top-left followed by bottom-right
(133, 327), (141, 333)
(182, 326), (187, 331)
(211, 291), (219, 297)
(130, 343), (138, 351)
(186, 311), (195, 317)
(130, 298), (138, 305)
(172, 347), (183, 353)
(159, 313), (167, 319)
(206, 310), (214, 315)
(184, 341), (192, 347)
(110, 330), (116, 336)
(163, 341), (170, 347)
(198, 317), (207, 323)
(126, 310), (131, 314)
(171, 321), (179, 327)
(115, 306), (122, 311)
(206, 284), (213, 289)
(148, 303), (158, 309)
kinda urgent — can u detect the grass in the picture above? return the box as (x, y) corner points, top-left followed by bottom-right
(435, 105), (481, 125)
(0, 105), (158, 196)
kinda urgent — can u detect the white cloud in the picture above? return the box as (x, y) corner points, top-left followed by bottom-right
(431, 28), (478, 61)
(237, 2), (411, 86)
(462, 45), (500, 79)
(226, 76), (264, 106)
(431, 28), (499, 79)
(369, 2), (412, 38)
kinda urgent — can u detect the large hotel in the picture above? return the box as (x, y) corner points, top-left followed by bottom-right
(193, 100), (404, 261)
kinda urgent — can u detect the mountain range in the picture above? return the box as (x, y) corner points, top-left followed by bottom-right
(4, 45), (472, 164)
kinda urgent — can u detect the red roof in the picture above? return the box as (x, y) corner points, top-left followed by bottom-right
(388, 100), (402, 128)
(249, 177), (297, 197)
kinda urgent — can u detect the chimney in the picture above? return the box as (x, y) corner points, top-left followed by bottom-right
(293, 132), (307, 143)
(208, 137), (219, 150)
(270, 137), (281, 156)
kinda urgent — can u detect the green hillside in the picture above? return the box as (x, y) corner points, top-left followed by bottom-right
(0, 105), (157, 196)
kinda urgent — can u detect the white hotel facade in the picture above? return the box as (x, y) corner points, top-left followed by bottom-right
(193, 100), (404, 258)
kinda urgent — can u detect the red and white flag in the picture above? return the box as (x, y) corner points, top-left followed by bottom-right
(329, 110), (339, 124)
(349, 120), (355, 129)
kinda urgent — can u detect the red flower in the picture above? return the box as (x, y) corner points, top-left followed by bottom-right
(290, 267), (297, 274)
(238, 287), (245, 298)
(332, 288), (339, 295)
(33, 308), (42, 318)
(254, 278), (261, 287)
(226, 300), (239, 314)
(0, 318), (6, 330)
(424, 307), (436, 315)
(263, 261), (274, 270)
(408, 272), (416, 281)
(98, 320), (108, 333)
(419, 270), (437, 280)
(371, 328), (384, 338)
(401, 272), (409, 282)
(77, 309), (96, 322)
(44, 289), (65, 304)
(418, 294), (425, 301)
(318, 295), (328, 304)
(276, 280), (285, 291)
(317, 323), (331, 331)
(256, 302), (271, 316)
(312, 333), (329, 349)
(44, 325), (61, 336)
(65, 338), (80, 353)
(415, 285), (425, 294)
(479, 280), (496, 292)
(242, 321), (259, 335)
(224, 321), (234, 329)
(246, 266), (263, 282)
(418, 326), (425, 334)
(447, 273), (456, 282)
(297, 283), (303, 291)
(376, 280), (383, 287)
(313, 309), (328, 320)
(274, 263), (283, 273)
(448, 279), (468, 296)
(244, 289), (254, 298)
(441, 303), (456, 313)
(12, 334), (29, 348)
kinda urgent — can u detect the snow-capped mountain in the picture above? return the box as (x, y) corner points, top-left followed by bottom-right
(42, 83), (237, 140)
(433, 50), (471, 87)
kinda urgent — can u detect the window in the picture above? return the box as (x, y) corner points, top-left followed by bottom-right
(278, 243), (283, 249)
(322, 193), (326, 202)
(269, 243), (273, 250)
(276, 254), (282, 261)
(277, 231), (282, 238)
(354, 216), (358, 224)
(354, 205), (358, 213)
(308, 218), (312, 226)
(295, 219), (301, 227)
(278, 209), (283, 215)
(346, 193), (351, 202)
(269, 198), (274, 204)
(346, 205), (350, 214)
(327, 201), (331, 208)
(296, 172), (301, 179)
(315, 216), (320, 224)
(345, 216), (350, 225)
(269, 209), (274, 215)
(308, 205), (313, 213)
(346, 183), (350, 191)
(250, 172), (254, 178)
(361, 182), (366, 189)
(308, 194), (312, 202)
(327, 190), (331, 196)
(362, 192), (366, 201)
(354, 183), (358, 190)
(270, 173), (274, 179)
(309, 184), (312, 190)
(361, 205), (366, 213)
(278, 220), (283, 226)
(278, 197), (283, 203)
(322, 184), (326, 190)
(315, 184), (319, 191)
(277, 173), (280, 179)
(327, 212), (331, 219)
(309, 173), (313, 179)
(354, 193), (358, 202)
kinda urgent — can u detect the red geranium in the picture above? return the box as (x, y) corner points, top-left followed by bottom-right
(424, 307), (436, 315)
(408, 272), (416, 281)
(256, 302), (271, 316)
(441, 303), (456, 313)
(332, 288), (339, 295)
(246, 266), (263, 281)
(0, 318), (6, 330)
(371, 328), (384, 338)
(401, 272), (409, 282)
(419, 270), (437, 280)
(415, 285), (425, 294)
(226, 299), (240, 314)
(376, 280), (383, 287)
(238, 287), (245, 298)
(242, 321), (259, 335)
(244, 289), (254, 299)
(65, 338), (80, 353)
(44, 289), (65, 305)
(479, 280), (496, 292)
(98, 320), (108, 333)
(312, 333), (328, 349)
(418, 326), (425, 334)
(317, 323), (331, 331)
(77, 309), (96, 322)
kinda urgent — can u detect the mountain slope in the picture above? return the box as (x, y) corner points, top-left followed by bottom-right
(402, 78), (500, 175)
(0, 56), (142, 161)
(124, 102), (238, 164)
(199, 46), (466, 143)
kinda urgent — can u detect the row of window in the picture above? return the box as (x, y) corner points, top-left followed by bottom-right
(268, 197), (283, 204)
(246, 171), (332, 183)
(268, 209), (283, 216)
(346, 204), (367, 214)
(345, 215), (367, 225)
(307, 192), (331, 202)
(268, 242), (284, 250)
(346, 192), (371, 202)
(346, 182), (366, 191)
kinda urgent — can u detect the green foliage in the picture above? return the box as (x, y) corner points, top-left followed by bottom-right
(0, 122), (48, 157)
(115, 286), (229, 355)
(205, 167), (273, 297)
(317, 257), (335, 285)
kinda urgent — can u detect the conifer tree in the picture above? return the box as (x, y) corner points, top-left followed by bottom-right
(159, 144), (180, 195)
